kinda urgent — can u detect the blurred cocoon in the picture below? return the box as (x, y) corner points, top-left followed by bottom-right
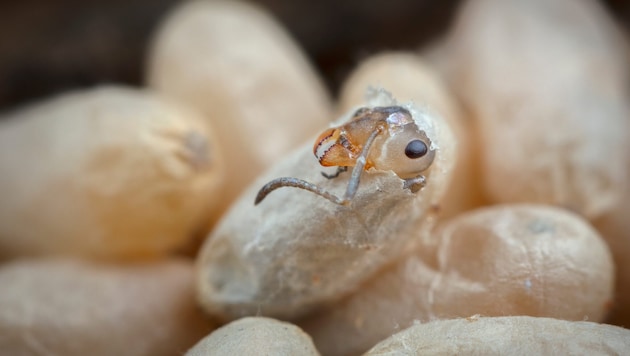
(147, 0), (332, 217)
(441, 0), (630, 219)
(364, 316), (630, 355)
(298, 204), (614, 356)
(186, 317), (319, 356)
(0, 258), (214, 356)
(0, 86), (224, 260)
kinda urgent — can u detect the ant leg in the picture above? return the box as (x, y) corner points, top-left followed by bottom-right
(340, 127), (383, 204)
(255, 127), (383, 206)
(403, 175), (426, 193)
(321, 166), (348, 179)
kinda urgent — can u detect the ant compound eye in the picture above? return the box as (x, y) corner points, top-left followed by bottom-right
(404, 139), (428, 159)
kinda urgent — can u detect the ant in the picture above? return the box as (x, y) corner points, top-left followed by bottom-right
(255, 106), (436, 206)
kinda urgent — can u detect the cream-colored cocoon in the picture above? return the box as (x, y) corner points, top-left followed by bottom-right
(147, 0), (332, 218)
(338, 52), (484, 219)
(186, 317), (319, 356)
(196, 91), (456, 320)
(0, 258), (214, 356)
(0, 86), (223, 260)
(364, 316), (630, 355)
(299, 204), (614, 356)
(441, 0), (630, 219)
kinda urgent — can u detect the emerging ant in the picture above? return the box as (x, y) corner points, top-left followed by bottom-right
(255, 105), (436, 206)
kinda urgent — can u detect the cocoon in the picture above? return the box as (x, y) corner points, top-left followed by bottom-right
(299, 205), (614, 356)
(441, 0), (630, 219)
(147, 0), (331, 216)
(364, 316), (630, 355)
(186, 317), (319, 356)
(197, 91), (456, 320)
(0, 86), (223, 260)
(0, 258), (214, 356)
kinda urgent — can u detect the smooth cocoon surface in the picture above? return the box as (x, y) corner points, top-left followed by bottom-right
(196, 90), (456, 320)
(147, 0), (331, 217)
(442, 0), (630, 219)
(186, 317), (319, 356)
(0, 86), (223, 260)
(0, 258), (214, 356)
(364, 316), (630, 355)
(299, 205), (614, 356)
(338, 52), (484, 219)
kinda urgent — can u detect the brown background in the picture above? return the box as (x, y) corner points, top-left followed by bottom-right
(0, 0), (627, 112)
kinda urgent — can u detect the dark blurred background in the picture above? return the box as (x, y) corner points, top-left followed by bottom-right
(0, 0), (628, 112)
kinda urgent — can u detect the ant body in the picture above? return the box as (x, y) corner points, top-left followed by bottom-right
(255, 106), (435, 206)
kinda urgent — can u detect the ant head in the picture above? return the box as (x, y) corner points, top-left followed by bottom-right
(370, 122), (436, 179)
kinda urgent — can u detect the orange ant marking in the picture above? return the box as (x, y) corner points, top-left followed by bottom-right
(255, 106), (436, 206)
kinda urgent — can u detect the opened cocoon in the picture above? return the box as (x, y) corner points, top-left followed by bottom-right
(364, 316), (630, 355)
(147, 0), (332, 217)
(0, 86), (223, 260)
(186, 317), (319, 356)
(442, 0), (630, 218)
(197, 90), (456, 320)
(299, 205), (614, 356)
(0, 258), (214, 356)
(338, 52), (484, 219)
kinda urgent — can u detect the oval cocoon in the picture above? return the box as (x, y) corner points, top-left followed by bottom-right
(147, 0), (332, 213)
(0, 86), (224, 260)
(442, 0), (630, 218)
(0, 258), (214, 356)
(364, 316), (630, 355)
(197, 92), (456, 320)
(299, 204), (614, 356)
(186, 317), (319, 356)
